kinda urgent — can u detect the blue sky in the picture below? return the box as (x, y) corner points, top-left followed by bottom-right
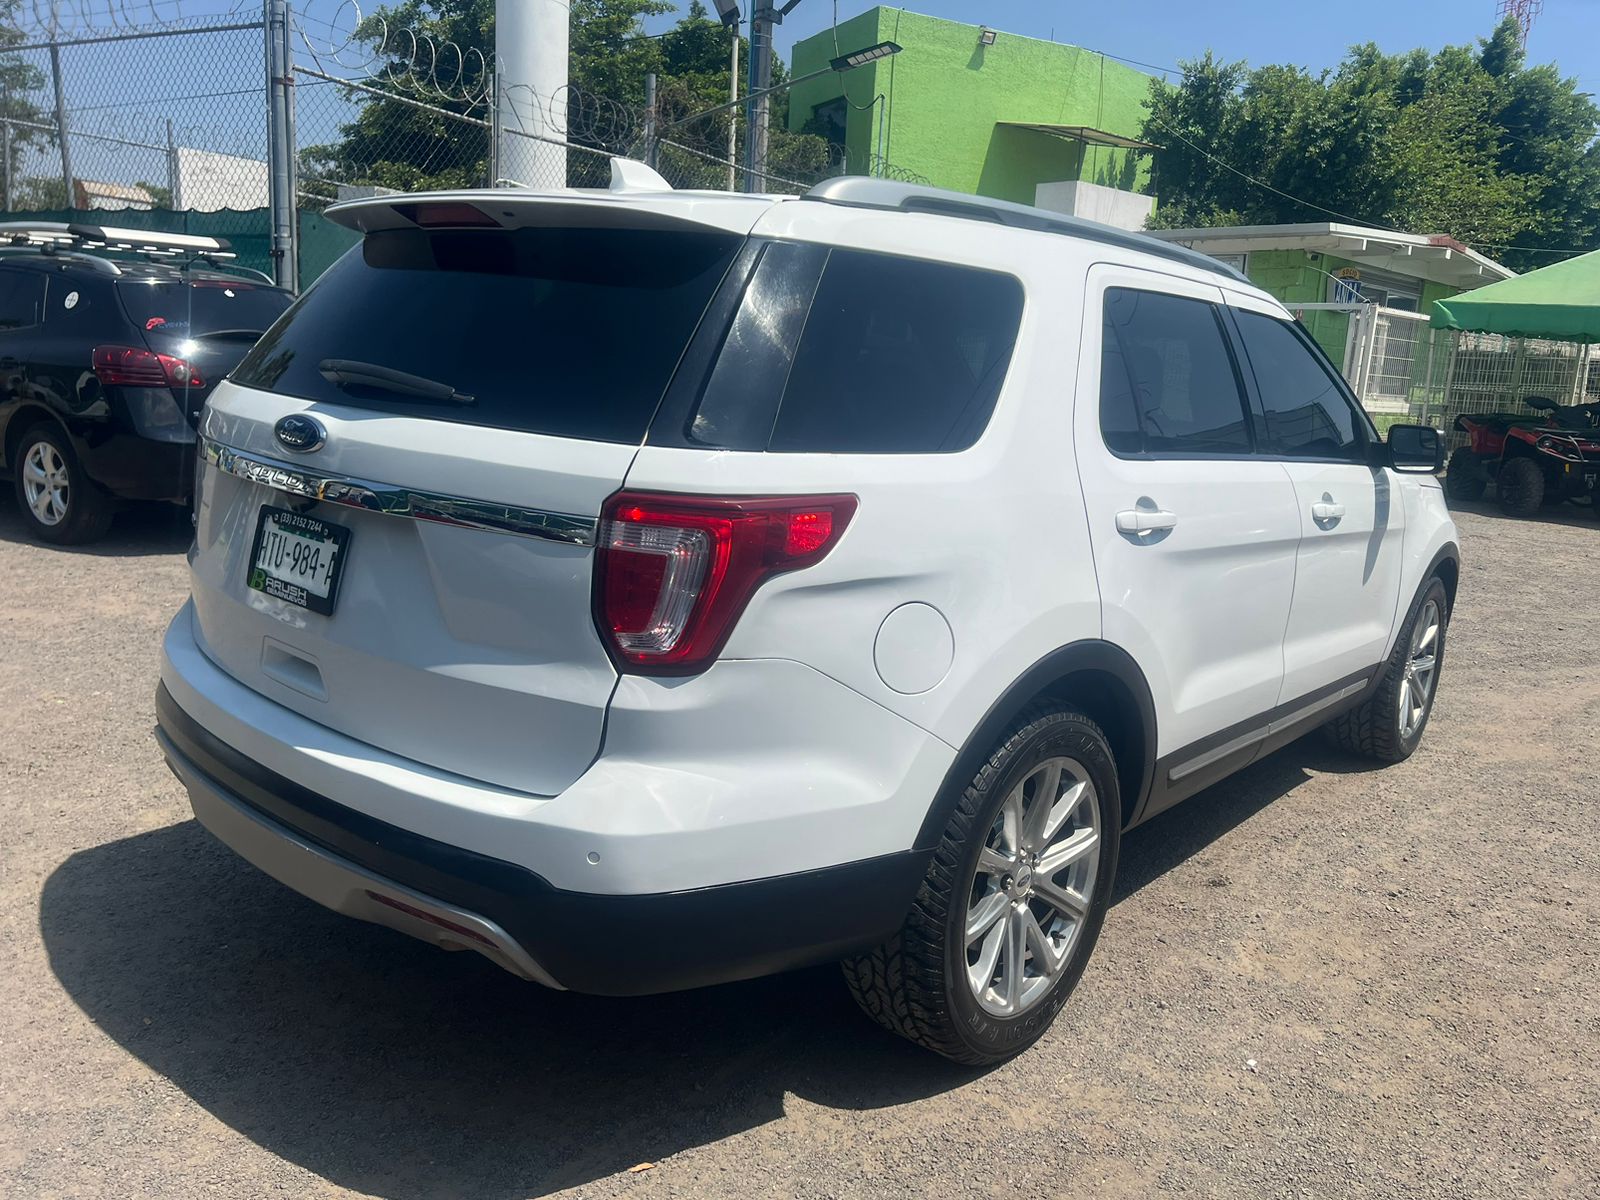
(676, 1), (1600, 90)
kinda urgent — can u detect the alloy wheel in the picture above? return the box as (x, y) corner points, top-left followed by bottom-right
(964, 756), (1101, 1017)
(21, 440), (70, 527)
(1398, 599), (1441, 740)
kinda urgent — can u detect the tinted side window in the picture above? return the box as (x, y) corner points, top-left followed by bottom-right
(0, 269), (44, 331)
(689, 246), (1024, 454)
(1233, 310), (1363, 460)
(1100, 288), (1251, 455)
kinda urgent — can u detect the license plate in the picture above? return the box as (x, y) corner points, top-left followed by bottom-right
(247, 506), (351, 615)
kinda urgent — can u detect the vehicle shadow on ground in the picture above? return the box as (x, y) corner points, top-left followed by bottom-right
(40, 738), (1362, 1199)
(1448, 496), (1599, 529)
(0, 499), (191, 556)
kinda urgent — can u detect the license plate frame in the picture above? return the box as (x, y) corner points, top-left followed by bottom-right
(247, 506), (351, 616)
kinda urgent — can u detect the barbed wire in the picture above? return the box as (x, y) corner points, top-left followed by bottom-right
(11, 0), (259, 39)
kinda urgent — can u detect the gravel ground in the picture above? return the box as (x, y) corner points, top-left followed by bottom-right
(1, 497), (1596, 1200)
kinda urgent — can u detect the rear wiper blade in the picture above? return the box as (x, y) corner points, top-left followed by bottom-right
(318, 358), (476, 406)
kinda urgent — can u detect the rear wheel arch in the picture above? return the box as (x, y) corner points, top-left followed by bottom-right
(3, 404), (71, 471)
(918, 641), (1156, 845)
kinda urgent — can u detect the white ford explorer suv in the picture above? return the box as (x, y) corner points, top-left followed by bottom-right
(156, 167), (1458, 1064)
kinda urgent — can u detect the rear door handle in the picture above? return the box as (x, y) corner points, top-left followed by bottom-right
(1311, 500), (1346, 524)
(1115, 508), (1178, 535)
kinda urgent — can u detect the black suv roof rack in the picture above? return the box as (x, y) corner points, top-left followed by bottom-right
(800, 178), (1249, 284)
(0, 220), (276, 283)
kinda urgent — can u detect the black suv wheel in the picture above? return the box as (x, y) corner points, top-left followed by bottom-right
(11, 423), (115, 545)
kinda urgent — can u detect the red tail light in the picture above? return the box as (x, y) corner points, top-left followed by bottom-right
(93, 344), (205, 389)
(594, 492), (858, 675)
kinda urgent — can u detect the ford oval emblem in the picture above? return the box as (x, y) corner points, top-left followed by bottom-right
(274, 414), (326, 453)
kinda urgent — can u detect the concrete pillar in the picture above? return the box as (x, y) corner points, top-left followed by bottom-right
(497, 0), (569, 189)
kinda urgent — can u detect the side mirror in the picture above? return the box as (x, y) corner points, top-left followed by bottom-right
(1386, 423), (1444, 474)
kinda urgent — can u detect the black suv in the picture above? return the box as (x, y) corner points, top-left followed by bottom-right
(0, 222), (293, 543)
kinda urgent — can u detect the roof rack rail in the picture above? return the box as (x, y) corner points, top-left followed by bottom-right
(0, 220), (234, 259)
(800, 178), (1249, 284)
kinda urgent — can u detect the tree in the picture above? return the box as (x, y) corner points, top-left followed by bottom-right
(1140, 17), (1600, 266)
(0, 0), (54, 210)
(302, 0), (835, 195)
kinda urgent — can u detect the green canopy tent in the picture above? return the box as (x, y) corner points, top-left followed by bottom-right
(1431, 248), (1600, 341)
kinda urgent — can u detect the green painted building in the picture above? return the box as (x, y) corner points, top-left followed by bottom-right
(1147, 223), (1515, 373)
(788, 9), (1157, 227)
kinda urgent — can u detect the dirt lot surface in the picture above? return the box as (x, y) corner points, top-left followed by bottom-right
(1, 498), (1597, 1200)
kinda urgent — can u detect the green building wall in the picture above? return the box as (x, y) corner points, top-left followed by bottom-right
(1241, 249), (1466, 368)
(788, 9), (1152, 205)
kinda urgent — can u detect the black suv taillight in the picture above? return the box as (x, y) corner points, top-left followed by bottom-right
(594, 492), (857, 676)
(93, 344), (205, 390)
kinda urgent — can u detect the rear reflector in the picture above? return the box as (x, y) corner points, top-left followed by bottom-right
(594, 492), (857, 675)
(93, 344), (205, 389)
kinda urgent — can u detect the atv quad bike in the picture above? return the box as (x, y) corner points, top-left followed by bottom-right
(1446, 396), (1600, 517)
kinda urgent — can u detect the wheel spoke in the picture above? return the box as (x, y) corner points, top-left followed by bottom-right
(1411, 653), (1436, 675)
(1416, 621), (1438, 653)
(1002, 909), (1025, 1010)
(1022, 762), (1062, 851)
(1001, 786), (1025, 857)
(969, 918), (1004, 994)
(30, 488), (54, 521)
(965, 890), (1009, 944)
(977, 847), (1014, 881)
(1038, 826), (1098, 877)
(22, 459), (47, 484)
(1033, 875), (1089, 922)
(1020, 906), (1068, 977)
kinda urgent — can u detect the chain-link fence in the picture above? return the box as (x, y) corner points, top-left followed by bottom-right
(0, 1), (926, 290)
(0, 13), (276, 268)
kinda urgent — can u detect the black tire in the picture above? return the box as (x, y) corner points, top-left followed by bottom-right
(841, 704), (1121, 1065)
(1496, 455), (1546, 517)
(1326, 576), (1449, 763)
(9, 422), (115, 545)
(1444, 447), (1488, 502)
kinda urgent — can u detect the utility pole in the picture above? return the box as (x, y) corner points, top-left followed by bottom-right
(643, 72), (658, 169)
(743, 4), (774, 191)
(166, 117), (181, 209)
(265, 0), (298, 289)
(726, 29), (739, 191)
(48, 42), (73, 208)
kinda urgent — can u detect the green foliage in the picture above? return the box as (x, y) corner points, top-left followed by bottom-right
(1140, 17), (1600, 268)
(302, 0), (835, 196)
(0, 0), (52, 206)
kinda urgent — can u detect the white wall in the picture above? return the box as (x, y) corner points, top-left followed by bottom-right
(1034, 180), (1153, 232)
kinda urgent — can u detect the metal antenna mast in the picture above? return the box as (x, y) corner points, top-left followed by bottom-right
(1495, 0), (1543, 48)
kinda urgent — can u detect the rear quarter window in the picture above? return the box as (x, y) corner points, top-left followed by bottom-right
(686, 244), (1024, 454)
(233, 226), (742, 444)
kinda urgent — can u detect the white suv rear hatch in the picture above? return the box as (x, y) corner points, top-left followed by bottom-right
(187, 195), (753, 794)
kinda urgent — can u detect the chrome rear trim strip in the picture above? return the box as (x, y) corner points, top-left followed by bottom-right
(201, 437), (597, 547)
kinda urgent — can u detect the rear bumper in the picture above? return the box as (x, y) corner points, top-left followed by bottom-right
(157, 683), (928, 994)
(78, 431), (193, 501)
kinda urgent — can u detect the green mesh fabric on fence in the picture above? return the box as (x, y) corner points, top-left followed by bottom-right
(0, 207), (359, 286)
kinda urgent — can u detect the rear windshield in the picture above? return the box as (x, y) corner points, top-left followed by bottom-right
(117, 279), (291, 340)
(233, 226), (742, 443)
